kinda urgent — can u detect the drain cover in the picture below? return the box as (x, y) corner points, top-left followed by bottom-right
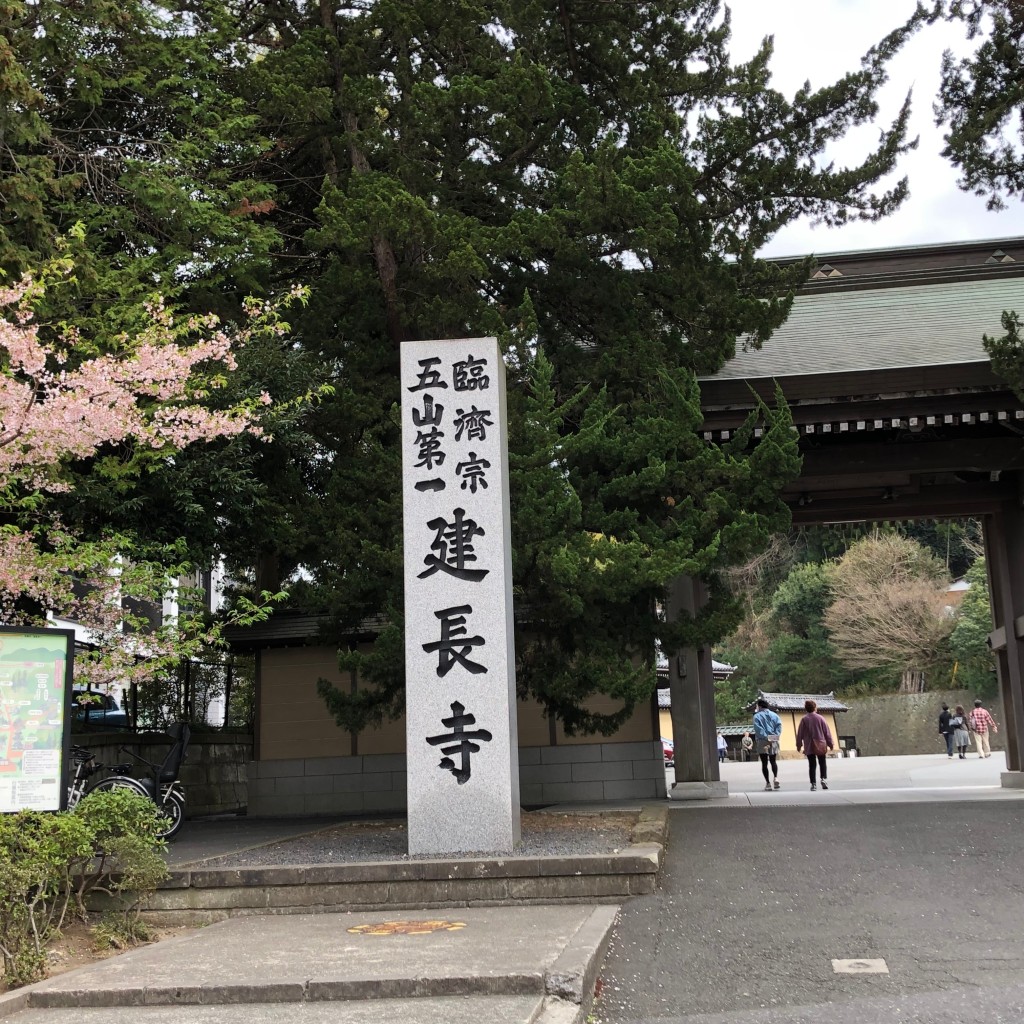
(832, 958), (889, 974)
(348, 920), (466, 936)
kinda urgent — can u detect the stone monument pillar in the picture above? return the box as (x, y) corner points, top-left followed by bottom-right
(400, 337), (521, 854)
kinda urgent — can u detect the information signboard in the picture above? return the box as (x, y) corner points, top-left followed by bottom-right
(0, 627), (75, 813)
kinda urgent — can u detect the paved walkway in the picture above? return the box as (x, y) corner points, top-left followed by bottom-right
(670, 752), (1023, 807)
(595, 792), (1024, 1023)
(5, 755), (1023, 1023)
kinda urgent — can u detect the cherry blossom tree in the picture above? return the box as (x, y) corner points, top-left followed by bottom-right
(0, 268), (302, 689)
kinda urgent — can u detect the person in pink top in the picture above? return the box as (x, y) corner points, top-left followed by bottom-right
(968, 699), (999, 759)
(795, 699), (834, 792)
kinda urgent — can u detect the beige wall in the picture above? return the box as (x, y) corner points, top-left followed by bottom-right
(258, 645), (656, 760)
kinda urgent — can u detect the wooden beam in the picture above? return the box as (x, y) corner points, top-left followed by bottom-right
(798, 437), (1024, 478)
(788, 481), (1016, 525)
(699, 364), (1007, 409)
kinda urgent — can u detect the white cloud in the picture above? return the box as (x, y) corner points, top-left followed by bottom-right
(724, 1), (1024, 256)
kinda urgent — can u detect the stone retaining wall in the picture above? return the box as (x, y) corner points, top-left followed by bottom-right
(247, 739), (667, 816)
(841, 690), (1004, 757)
(72, 732), (252, 817)
(140, 806), (669, 926)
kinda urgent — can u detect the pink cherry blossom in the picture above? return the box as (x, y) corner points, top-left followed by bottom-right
(0, 275), (305, 687)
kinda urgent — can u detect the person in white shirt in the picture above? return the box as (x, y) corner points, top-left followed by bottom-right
(716, 731), (728, 763)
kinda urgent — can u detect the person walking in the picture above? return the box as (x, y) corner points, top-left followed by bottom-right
(951, 704), (971, 759)
(968, 699), (999, 758)
(752, 698), (783, 791)
(795, 699), (834, 791)
(938, 703), (954, 758)
(717, 731), (728, 763)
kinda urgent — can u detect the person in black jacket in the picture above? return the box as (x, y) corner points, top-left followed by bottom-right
(938, 703), (954, 759)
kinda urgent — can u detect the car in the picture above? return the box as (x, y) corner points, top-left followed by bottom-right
(71, 690), (130, 729)
(662, 736), (675, 767)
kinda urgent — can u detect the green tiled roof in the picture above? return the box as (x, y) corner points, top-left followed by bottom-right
(703, 277), (1024, 381)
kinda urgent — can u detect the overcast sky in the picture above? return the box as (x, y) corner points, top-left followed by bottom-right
(726, 1), (1024, 258)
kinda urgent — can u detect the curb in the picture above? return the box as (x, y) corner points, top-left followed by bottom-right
(28, 974), (548, 1008)
(546, 905), (619, 1004)
(0, 989), (29, 1019)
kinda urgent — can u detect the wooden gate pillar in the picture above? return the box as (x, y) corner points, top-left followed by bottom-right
(983, 506), (1024, 783)
(666, 576), (727, 799)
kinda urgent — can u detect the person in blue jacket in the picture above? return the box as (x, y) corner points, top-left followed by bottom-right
(752, 697), (783, 791)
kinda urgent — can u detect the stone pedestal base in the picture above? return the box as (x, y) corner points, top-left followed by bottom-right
(669, 780), (729, 801)
(1000, 770), (1024, 789)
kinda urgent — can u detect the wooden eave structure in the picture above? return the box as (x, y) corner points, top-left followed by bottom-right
(699, 237), (1024, 525)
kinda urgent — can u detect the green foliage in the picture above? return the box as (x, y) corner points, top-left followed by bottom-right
(134, 654), (256, 731)
(71, 789), (169, 937)
(718, 524), (981, 711)
(714, 674), (758, 725)
(932, 0), (1024, 209)
(949, 558), (999, 698)
(770, 562), (833, 638)
(0, 789), (168, 986)
(251, 0), (921, 732)
(0, 811), (93, 985)
(3, 0), (927, 731)
(983, 310), (1024, 403)
(0, 0), (277, 312)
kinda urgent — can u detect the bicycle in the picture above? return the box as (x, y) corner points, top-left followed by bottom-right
(66, 724), (190, 841)
(66, 744), (108, 809)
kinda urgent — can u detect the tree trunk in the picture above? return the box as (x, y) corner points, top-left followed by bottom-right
(900, 668), (926, 693)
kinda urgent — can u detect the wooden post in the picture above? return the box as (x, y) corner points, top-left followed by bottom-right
(223, 660), (233, 729)
(182, 659), (192, 723)
(983, 507), (1024, 777)
(666, 575), (722, 794)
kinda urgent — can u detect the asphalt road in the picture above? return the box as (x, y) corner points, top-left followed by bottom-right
(593, 799), (1024, 1023)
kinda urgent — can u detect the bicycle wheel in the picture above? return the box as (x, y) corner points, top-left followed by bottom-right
(86, 775), (150, 800)
(155, 790), (185, 841)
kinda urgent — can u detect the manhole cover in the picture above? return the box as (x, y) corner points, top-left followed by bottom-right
(347, 920), (466, 936)
(832, 958), (889, 974)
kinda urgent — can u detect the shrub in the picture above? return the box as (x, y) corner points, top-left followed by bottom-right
(0, 789), (168, 986)
(0, 811), (93, 986)
(72, 789), (169, 947)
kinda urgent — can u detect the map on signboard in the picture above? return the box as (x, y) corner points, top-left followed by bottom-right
(0, 632), (71, 813)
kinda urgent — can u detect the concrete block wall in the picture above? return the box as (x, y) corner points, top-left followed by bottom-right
(518, 740), (667, 805)
(247, 740), (667, 816)
(247, 754), (407, 817)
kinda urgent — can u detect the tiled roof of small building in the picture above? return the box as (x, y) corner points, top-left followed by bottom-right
(717, 724), (753, 737)
(746, 691), (850, 713)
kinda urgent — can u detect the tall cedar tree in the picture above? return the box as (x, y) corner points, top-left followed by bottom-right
(211, 1), (921, 733)
(933, 0), (1024, 209)
(3, 1), (922, 732)
(929, 1), (1024, 397)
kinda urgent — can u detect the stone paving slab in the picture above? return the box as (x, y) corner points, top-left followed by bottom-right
(21, 905), (617, 1010)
